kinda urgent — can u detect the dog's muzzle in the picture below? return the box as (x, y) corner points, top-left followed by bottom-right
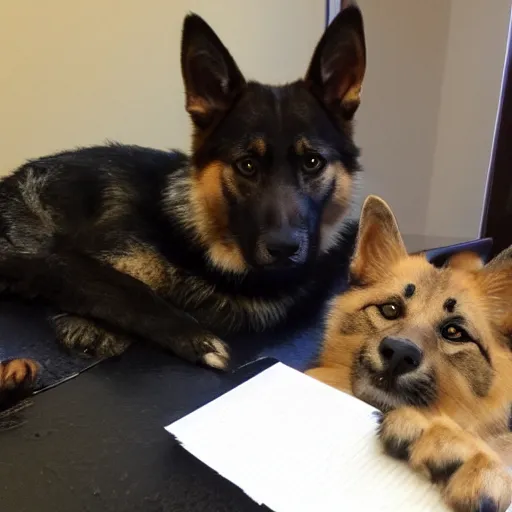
(256, 227), (309, 267)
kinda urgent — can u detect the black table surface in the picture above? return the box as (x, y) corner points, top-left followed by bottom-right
(1, 346), (279, 512)
(0, 236), (493, 512)
(0, 305), (322, 512)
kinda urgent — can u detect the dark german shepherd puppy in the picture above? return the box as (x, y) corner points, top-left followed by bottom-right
(0, 4), (366, 394)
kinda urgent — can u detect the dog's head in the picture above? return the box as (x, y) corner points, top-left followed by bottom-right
(178, 5), (365, 273)
(317, 195), (512, 433)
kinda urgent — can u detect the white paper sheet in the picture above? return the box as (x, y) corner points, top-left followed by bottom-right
(165, 362), (451, 511)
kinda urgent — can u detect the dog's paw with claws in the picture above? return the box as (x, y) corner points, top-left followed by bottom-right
(198, 334), (230, 370)
(0, 358), (38, 391)
(168, 325), (231, 371)
(376, 407), (512, 512)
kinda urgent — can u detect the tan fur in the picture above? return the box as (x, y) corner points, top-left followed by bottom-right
(339, 31), (365, 114)
(294, 137), (313, 155)
(186, 156), (354, 270)
(104, 237), (292, 333)
(248, 137), (267, 156)
(307, 195), (512, 511)
(186, 94), (211, 117)
(294, 139), (355, 254)
(106, 245), (171, 293)
(98, 180), (136, 225)
(53, 238), (293, 359)
(0, 358), (38, 390)
(349, 195), (407, 284)
(295, 139), (355, 254)
(319, 168), (353, 253)
(449, 251), (485, 271)
(189, 161), (247, 274)
(379, 408), (512, 511)
(183, 132), (356, 269)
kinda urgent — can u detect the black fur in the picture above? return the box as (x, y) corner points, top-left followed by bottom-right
(404, 283), (416, 299)
(381, 434), (411, 461)
(426, 459), (463, 484)
(475, 497), (500, 512)
(452, 497), (500, 512)
(444, 298), (457, 313)
(0, 6), (366, 374)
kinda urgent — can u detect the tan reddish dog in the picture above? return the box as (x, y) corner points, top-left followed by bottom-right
(307, 195), (512, 512)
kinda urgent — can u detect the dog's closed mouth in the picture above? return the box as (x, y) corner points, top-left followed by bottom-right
(354, 360), (438, 411)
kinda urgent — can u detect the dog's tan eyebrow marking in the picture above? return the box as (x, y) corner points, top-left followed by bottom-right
(444, 298), (457, 313)
(248, 137), (267, 156)
(295, 137), (312, 155)
(404, 283), (415, 298)
(295, 137), (333, 156)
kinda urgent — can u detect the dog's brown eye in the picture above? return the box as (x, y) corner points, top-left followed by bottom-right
(235, 158), (258, 177)
(302, 154), (326, 174)
(378, 303), (402, 320)
(442, 324), (468, 342)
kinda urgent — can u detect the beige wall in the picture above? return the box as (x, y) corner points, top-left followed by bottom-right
(355, 0), (510, 238)
(355, 0), (451, 235)
(426, 0), (511, 239)
(0, 0), (324, 174)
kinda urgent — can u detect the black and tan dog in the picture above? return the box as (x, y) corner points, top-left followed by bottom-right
(0, 5), (366, 396)
(308, 195), (512, 512)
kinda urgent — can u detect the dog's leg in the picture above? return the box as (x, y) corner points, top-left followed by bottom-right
(378, 407), (512, 512)
(51, 313), (133, 358)
(0, 252), (230, 370)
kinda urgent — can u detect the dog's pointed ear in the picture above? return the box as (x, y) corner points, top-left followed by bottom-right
(350, 195), (407, 285)
(181, 14), (246, 129)
(478, 246), (512, 337)
(485, 245), (512, 270)
(445, 251), (485, 271)
(305, 2), (366, 120)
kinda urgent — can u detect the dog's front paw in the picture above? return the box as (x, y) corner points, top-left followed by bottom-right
(52, 313), (132, 358)
(0, 358), (39, 392)
(170, 326), (231, 371)
(443, 453), (511, 512)
(200, 336), (230, 370)
(191, 332), (230, 370)
(378, 408), (512, 512)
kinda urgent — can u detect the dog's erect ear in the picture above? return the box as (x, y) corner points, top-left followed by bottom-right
(478, 248), (512, 339)
(350, 195), (407, 285)
(445, 251), (485, 271)
(485, 245), (512, 270)
(181, 14), (246, 129)
(305, 3), (366, 120)
(425, 238), (493, 268)
(442, 243), (502, 272)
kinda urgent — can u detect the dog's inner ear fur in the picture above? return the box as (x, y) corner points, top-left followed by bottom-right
(478, 255), (512, 341)
(477, 245), (512, 338)
(181, 14), (246, 129)
(350, 196), (407, 285)
(305, 4), (366, 120)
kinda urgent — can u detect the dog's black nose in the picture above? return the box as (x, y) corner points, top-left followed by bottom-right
(378, 337), (423, 377)
(262, 228), (301, 263)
